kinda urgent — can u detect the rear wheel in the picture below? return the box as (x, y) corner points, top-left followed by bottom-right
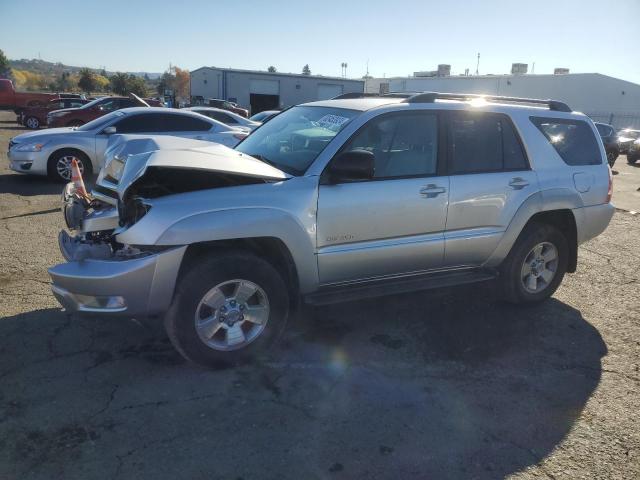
(500, 223), (568, 304)
(164, 252), (289, 367)
(47, 150), (92, 183)
(25, 116), (40, 129)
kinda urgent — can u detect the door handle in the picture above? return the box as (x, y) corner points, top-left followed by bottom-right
(419, 184), (447, 198)
(508, 177), (529, 190)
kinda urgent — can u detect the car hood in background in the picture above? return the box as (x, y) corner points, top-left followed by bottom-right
(11, 126), (77, 143)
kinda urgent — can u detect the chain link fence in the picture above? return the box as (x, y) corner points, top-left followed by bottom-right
(587, 113), (640, 130)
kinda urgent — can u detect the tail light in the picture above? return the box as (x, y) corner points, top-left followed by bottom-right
(606, 165), (613, 203)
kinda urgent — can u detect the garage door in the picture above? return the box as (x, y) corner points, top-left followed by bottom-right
(317, 84), (344, 100)
(250, 79), (279, 95)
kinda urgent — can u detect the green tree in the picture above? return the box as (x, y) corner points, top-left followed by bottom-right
(109, 72), (129, 95)
(78, 68), (96, 93)
(127, 75), (147, 97)
(157, 71), (175, 95)
(55, 71), (74, 91)
(267, 66), (276, 73)
(302, 64), (311, 75)
(0, 49), (9, 78)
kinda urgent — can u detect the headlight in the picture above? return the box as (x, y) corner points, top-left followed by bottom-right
(103, 155), (127, 183)
(14, 141), (48, 152)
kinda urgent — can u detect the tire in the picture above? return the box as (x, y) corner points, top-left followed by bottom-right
(628, 155), (638, 165)
(47, 149), (92, 183)
(25, 116), (40, 129)
(606, 151), (617, 168)
(500, 223), (568, 304)
(66, 120), (84, 127)
(164, 251), (290, 367)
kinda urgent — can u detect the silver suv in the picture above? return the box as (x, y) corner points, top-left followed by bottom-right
(49, 92), (615, 367)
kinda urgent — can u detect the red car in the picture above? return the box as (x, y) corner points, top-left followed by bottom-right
(47, 95), (162, 128)
(19, 97), (90, 129)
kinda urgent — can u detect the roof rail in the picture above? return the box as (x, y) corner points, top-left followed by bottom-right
(331, 92), (416, 100)
(403, 92), (572, 112)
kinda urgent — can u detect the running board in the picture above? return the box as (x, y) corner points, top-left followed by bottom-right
(304, 269), (498, 306)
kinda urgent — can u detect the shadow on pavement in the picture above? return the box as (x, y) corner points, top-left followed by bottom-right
(0, 285), (605, 479)
(0, 173), (95, 196)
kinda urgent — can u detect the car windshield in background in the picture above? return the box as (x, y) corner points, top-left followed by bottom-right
(76, 110), (126, 131)
(235, 106), (359, 175)
(78, 97), (104, 110)
(249, 111), (275, 122)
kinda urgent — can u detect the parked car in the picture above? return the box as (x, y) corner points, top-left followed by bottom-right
(48, 92), (614, 367)
(249, 110), (280, 123)
(627, 138), (640, 164)
(617, 128), (640, 154)
(8, 107), (248, 181)
(47, 95), (162, 128)
(0, 78), (60, 113)
(19, 98), (90, 129)
(206, 98), (249, 118)
(185, 107), (260, 131)
(594, 122), (619, 167)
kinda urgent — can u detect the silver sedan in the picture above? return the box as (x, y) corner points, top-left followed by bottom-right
(8, 107), (248, 182)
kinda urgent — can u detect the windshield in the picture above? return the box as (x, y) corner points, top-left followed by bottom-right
(78, 97), (107, 110)
(249, 111), (275, 122)
(236, 106), (359, 175)
(77, 110), (126, 131)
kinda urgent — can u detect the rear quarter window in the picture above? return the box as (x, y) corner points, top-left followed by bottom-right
(530, 117), (602, 166)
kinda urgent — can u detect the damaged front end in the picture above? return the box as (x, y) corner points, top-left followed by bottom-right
(50, 136), (289, 317)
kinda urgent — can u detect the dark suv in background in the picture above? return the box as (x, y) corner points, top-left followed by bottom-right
(595, 122), (619, 167)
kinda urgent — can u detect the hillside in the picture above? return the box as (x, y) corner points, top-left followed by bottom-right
(9, 58), (161, 79)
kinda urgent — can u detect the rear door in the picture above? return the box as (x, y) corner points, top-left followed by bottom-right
(443, 111), (537, 267)
(316, 110), (449, 284)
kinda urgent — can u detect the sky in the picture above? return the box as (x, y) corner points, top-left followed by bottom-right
(1, 0), (639, 84)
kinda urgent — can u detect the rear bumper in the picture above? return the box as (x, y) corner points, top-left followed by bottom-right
(48, 245), (187, 317)
(573, 203), (615, 244)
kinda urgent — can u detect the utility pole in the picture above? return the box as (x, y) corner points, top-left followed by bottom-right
(475, 52), (480, 75)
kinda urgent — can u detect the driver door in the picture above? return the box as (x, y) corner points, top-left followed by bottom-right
(316, 111), (449, 285)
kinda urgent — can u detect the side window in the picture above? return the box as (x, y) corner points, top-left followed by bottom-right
(118, 99), (136, 109)
(114, 113), (162, 133)
(100, 99), (118, 112)
(448, 112), (528, 174)
(221, 113), (238, 124)
(530, 117), (602, 166)
(341, 112), (438, 178)
(158, 114), (212, 132)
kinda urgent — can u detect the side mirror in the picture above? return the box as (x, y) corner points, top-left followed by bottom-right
(103, 126), (117, 135)
(327, 150), (375, 183)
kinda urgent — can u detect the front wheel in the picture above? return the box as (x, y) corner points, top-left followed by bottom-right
(25, 116), (40, 129)
(164, 252), (289, 367)
(47, 150), (92, 183)
(500, 223), (568, 304)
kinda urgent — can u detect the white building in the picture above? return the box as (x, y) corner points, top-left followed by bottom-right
(367, 73), (640, 129)
(190, 67), (364, 115)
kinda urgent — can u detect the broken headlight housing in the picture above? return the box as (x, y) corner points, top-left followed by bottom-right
(103, 154), (127, 184)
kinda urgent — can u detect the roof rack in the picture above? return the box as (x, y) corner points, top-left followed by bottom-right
(403, 91), (572, 112)
(331, 92), (415, 100)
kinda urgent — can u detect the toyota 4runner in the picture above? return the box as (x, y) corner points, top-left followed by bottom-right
(49, 92), (615, 367)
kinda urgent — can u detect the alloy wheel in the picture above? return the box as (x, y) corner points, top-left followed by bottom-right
(56, 155), (84, 181)
(520, 242), (559, 294)
(194, 279), (270, 351)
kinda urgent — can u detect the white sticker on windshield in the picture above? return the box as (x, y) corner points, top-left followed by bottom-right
(315, 114), (350, 131)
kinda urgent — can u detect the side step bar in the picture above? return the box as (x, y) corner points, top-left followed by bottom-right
(304, 269), (498, 306)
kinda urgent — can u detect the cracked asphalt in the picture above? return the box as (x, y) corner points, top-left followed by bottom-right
(0, 111), (638, 479)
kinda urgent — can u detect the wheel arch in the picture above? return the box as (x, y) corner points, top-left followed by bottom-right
(47, 147), (93, 174)
(522, 209), (578, 273)
(179, 237), (301, 308)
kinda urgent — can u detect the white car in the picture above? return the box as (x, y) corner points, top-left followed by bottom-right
(185, 107), (261, 132)
(8, 107), (248, 182)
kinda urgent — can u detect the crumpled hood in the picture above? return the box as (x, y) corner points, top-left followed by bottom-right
(97, 135), (290, 203)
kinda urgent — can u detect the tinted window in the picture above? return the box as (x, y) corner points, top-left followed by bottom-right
(531, 117), (601, 166)
(161, 114), (212, 132)
(203, 110), (237, 124)
(119, 98), (137, 108)
(449, 112), (527, 174)
(114, 113), (163, 133)
(342, 112), (438, 178)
